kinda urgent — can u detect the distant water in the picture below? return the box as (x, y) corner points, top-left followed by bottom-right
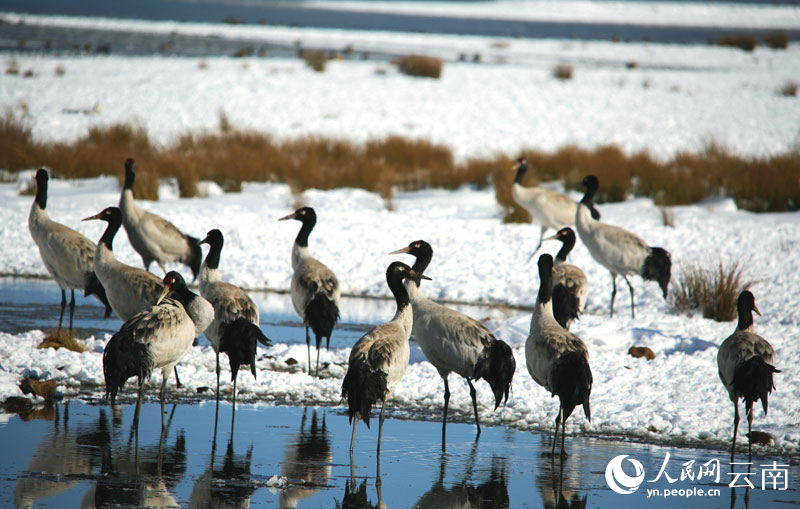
(2, 0), (799, 46)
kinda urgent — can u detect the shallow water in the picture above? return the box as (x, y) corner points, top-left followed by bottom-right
(1, 277), (798, 507)
(1, 400), (798, 508)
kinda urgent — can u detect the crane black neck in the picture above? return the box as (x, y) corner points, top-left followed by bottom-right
(409, 244), (433, 288)
(99, 209), (123, 251)
(123, 161), (135, 191)
(555, 233), (575, 262)
(203, 236), (223, 270)
(513, 161), (529, 185)
(537, 255), (554, 306)
(34, 170), (48, 210)
(294, 216), (316, 248)
(387, 267), (412, 312)
(736, 301), (755, 331)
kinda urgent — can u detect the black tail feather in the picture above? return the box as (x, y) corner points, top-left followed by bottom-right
(642, 247), (671, 299)
(185, 234), (203, 280)
(220, 318), (270, 381)
(473, 338), (516, 410)
(85, 271), (113, 318)
(341, 359), (386, 428)
(552, 283), (580, 330)
(306, 293), (340, 345)
(551, 351), (592, 422)
(103, 330), (152, 405)
(734, 356), (781, 417)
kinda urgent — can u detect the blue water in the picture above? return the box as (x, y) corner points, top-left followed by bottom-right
(2, 400), (798, 508)
(1, 0), (798, 46)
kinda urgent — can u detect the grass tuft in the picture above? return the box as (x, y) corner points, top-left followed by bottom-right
(302, 50), (328, 72)
(552, 63), (574, 80)
(763, 31), (789, 50)
(713, 34), (757, 52)
(37, 330), (86, 353)
(778, 81), (798, 97)
(394, 54), (443, 79)
(670, 260), (755, 322)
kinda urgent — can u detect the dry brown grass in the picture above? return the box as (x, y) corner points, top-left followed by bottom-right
(2, 113), (798, 213)
(552, 63), (574, 80)
(394, 54), (443, 79)
(37, 330), (86, 353)
(779, 81), (798, 97)
(302, 50), (328, 72)
(670, 260), (756, 322)
(713, 34), (757, 52)
(763, 31), (789, 50)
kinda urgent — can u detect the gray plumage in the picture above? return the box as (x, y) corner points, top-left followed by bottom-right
(526, 254), (592, 459)
(575, 175), (671, 318)
(279, 207), (340, 377)
(119, 158), (202, 278)
(83, 207), (164, 322)
(390, 240), (515, 438)
(341, 262), (429, 453)
(718, 291), (780, 462)
(28, 169), (111, 331)
(511, 157), (578, 254)
(103, 272), (207, 429)
(544, 227), (588, 330)
(199, 229), (271, 405)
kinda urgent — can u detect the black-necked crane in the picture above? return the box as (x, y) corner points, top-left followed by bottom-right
(718, 290), (780, 462)
(341, 261), (429, 454)
(119, 158), (202, 279)
(389, 240), (515, 438)
(575, 175), (671, 318)
(198, 229), (272, 406)
(511, 157), (578, 255)
(83, 206), (202, 388)
(279, 207), (340, 377)
(103, 271), (212, 429)
(543, 227), (588, 330)
(526, 254), (592, 459)
(28, 169), (112, 331)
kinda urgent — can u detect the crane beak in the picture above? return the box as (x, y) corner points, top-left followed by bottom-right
(156, 281), (173, 306)
(199, 235), (209, 245)
(406, 268), (431, 281)
(82, 212), (103, 221)
(389, 246), (412, 255)
(543, 233), (559, 242)
(278, 212), (298, 221)
(753, 303), (762, 316)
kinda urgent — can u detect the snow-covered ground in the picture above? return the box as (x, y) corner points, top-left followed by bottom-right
(0, 174), (798, 457)
(0, 11), (798, 456)
(1, 13), (799, 160)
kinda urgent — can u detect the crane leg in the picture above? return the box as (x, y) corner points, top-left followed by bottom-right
(173, 366), (182, 388)
(232, 373), (238, 411)
(58, 289), (66, 331)
(621, 274), (635, 319)
(609, 273), (618, 317)
(746, 405), (753, 462)
(442, 377), (450, 438)
(305, 326), (311, 375)
(133, 378), (144, 430)
(467, 378), (481, 436)
(315, 335), (321, 377)
(377, 400), (387, 453)
(349, 416), (359, 453)
(326, 335), (330, 351)
(215, 351), (221, 403)
(731, 402), (740, 462)
(160, 375), (167, 430)
(560, 412), (568, 459)
(68, 289), (75, 332)
(551, 407), (562, 460)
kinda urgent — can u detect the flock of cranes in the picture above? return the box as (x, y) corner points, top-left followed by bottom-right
(26, 158), (780, 463)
